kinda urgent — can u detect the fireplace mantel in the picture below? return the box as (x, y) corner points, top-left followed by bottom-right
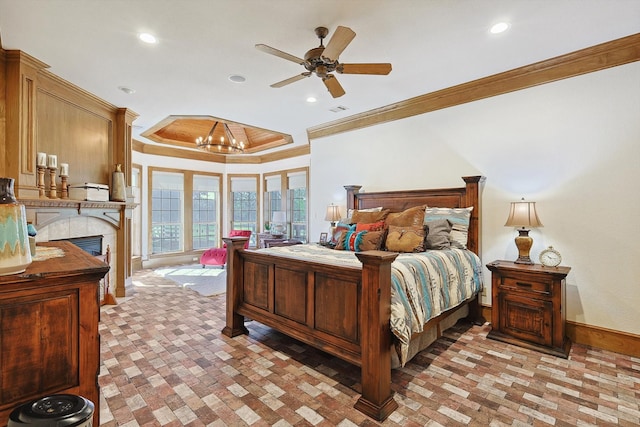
(20, 198), (137, 229)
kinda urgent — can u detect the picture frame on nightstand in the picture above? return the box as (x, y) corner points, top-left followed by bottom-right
(319, 232), (328, 244)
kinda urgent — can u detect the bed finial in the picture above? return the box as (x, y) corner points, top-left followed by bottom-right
(344, 185), (362, 211)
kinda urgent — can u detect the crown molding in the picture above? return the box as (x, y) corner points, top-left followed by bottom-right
(132, 139), (309, 164)
(308, 33), (640, 140)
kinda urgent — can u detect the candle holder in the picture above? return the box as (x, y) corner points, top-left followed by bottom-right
(48, 167), (58, 199)
(37, 165), (47, 198)
(60, 175), (69, 199)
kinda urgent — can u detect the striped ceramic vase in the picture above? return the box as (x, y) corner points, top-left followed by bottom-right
(0, 177), (32, 275)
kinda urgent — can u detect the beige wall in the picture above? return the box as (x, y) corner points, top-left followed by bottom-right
(309, 61), (640, 336)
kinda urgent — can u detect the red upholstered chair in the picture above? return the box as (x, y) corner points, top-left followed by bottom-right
(200, 230), (252, 268)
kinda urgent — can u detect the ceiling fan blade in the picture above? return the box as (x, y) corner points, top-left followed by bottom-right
(322, 26), (356, 62)
(255, 44), (305, 65)
(270, 73), (311, 88)
(323, 75), (346, 98)
(338, 63), (392, 75)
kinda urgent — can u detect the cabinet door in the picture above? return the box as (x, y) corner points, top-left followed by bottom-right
(0, 290), (78, 406)
(498, 292), (553, 347)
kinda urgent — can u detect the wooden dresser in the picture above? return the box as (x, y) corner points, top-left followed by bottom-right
(0, 242), (109, 426)
(487, 260), (571, 358)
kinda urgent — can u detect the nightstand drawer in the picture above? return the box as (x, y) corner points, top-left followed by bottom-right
(499, 276), (551, 296)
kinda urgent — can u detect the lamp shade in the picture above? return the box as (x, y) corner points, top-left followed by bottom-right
(272, 211), (286, 223)
(504, 199), (543, 229)
(324, 205), (341, 222)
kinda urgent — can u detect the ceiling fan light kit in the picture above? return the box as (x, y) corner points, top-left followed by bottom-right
(256, 26), (392, 98)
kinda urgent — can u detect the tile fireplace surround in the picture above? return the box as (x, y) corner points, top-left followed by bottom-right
(21, 199), (134, 294)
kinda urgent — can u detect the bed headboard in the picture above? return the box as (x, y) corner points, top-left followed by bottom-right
(345, 176), (485, 256)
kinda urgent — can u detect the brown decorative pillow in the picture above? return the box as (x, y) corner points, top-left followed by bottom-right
(425, 219), (452, 250)
(359, 230), (387, 251)
(350, 209), (390, 224)
(335, 230), (364, 251)
(385, 225), (425, 253)
(335, 229), (386, 252)
(385, 205), (427, 228)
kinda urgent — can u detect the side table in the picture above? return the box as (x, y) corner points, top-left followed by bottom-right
(264, 238), (301, 248)
(257, 232), (284, 248)
(486, 260), (572, 358)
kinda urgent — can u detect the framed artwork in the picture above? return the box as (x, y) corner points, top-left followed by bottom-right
(319, 232), (328, 244)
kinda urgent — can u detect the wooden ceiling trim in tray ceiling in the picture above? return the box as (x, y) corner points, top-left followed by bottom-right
(141, 115), (293, 155)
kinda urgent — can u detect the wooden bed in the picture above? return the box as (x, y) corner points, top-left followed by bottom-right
(222, 176), (485, 421)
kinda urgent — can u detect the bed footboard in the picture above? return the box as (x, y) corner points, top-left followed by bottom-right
(222, 237), (399, 421)
(221, 175), (485, 421)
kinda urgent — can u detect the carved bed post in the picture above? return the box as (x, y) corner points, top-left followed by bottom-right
(221, 237), (249, 337)
(344, 185), (362, 211)
(354, 250), (399, 421)
(462, 176), (485, 257)
(463, 176), (486, 325)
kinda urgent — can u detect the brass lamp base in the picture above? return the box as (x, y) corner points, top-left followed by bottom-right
(514, 228), (534, 264)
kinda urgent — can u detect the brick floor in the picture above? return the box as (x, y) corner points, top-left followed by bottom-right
(98, 269), (640, 426)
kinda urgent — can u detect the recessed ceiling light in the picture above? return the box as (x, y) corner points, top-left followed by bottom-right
(306, 97), (317, 103)
(490, 22), (510, 34)
(138, 32), (157, 44)
(118, 86), (136, 94)
(228, 74), (246, 83)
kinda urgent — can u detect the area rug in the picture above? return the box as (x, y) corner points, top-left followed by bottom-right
(152, 264), (227, 297)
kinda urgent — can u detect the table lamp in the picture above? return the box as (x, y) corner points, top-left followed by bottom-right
(504, 198), (543, 264)
(324, 204), (341, 236)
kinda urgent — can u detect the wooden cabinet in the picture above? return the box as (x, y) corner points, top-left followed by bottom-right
(0, 242), (109, 426)
(2, 51), (136, 300)
(487, 260), (571, 358)
(257, 233), (286, 248)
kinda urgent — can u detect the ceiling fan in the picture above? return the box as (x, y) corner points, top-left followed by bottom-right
(256, 26), (392, 98)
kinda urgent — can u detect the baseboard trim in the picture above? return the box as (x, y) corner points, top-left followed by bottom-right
(481, 306), (640, 358)
(566, 320), (640, 358)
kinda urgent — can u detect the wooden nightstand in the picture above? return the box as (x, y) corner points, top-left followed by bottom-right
(486, 260), (571, 358)
(264, 238), (302, 248)
(257, 232), (284, 248)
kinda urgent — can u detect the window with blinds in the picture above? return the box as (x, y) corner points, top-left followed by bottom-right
(264, 174), (282, 233)
(287, 172), (307, 242)
(192, 175), (220, 250)
(151, 171), (184, 254)
(230, 176), (258, 247)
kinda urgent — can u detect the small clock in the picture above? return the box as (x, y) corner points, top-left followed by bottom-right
(539, 246), (562, 267)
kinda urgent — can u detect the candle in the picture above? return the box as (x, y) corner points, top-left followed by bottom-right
(37, 152), (47, 167)
(47, 154), (57, 169)
(60, 163), (69, 177)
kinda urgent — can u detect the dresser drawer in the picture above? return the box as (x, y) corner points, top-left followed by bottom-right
(499, 275), (551, 296)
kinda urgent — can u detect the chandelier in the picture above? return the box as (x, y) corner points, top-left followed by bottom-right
(196, 122), (245, 153)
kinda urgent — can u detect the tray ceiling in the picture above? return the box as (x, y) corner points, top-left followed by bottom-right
(141, 116), (292, 154)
